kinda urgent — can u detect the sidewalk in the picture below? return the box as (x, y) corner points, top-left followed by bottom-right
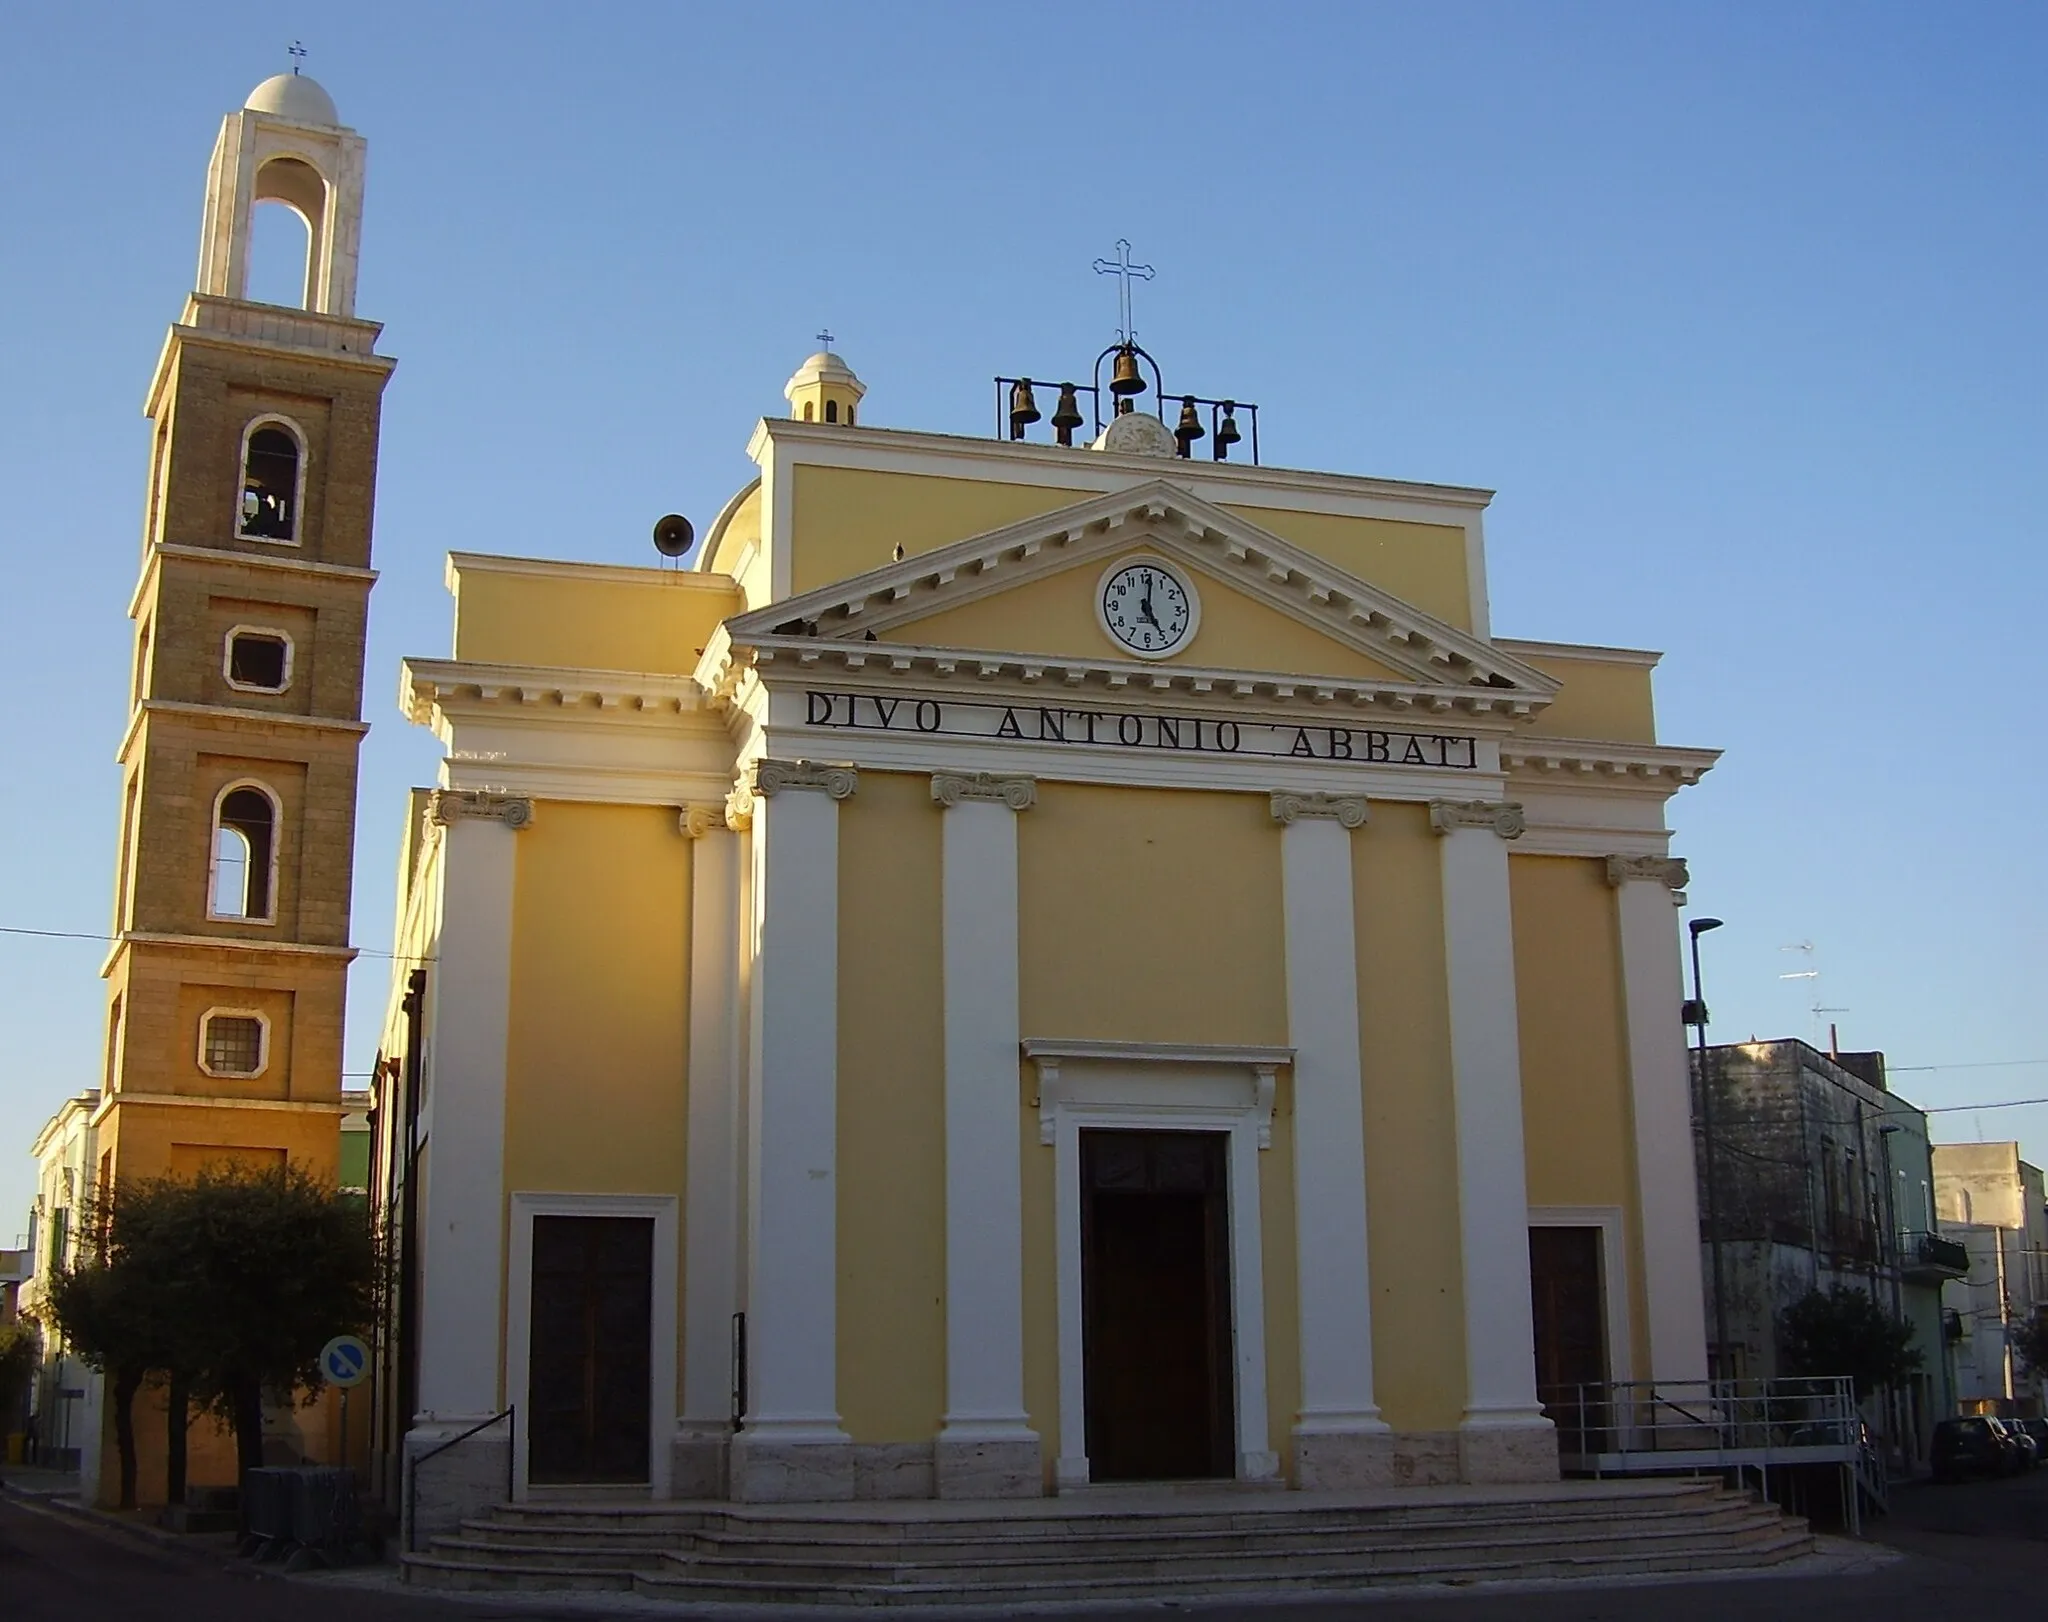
(0, 1462), (83, 1500)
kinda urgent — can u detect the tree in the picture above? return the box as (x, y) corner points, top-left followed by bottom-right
(42, 1181), (193, 1509)
(1778, 1285), (1924, 1401)
(2009, 1305), (2048, 1377)
(160, 1161), (379, 1481)
(43, 1163), (378, 1505)
(0, 1321), (37, 1432)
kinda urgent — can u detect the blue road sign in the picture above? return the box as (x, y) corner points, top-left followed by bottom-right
(319, 1334), (370, 1388)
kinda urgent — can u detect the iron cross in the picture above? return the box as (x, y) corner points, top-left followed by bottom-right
(1092, 240), (1155, 344)
(288, 41), (307, 73)
(816, 329), (835, 350)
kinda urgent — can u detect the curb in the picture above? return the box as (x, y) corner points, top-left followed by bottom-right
(0, 1476), (271, 1581)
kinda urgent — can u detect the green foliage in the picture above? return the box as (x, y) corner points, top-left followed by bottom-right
(2009, 1306), (2048, 1377)
(1777, 1285), (1924, 1400)
(0, 1320), (37, 1417)
(41, 1163), (379, 1481)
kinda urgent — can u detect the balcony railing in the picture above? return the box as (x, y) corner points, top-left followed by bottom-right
(1900, 1229), (1970, 1280)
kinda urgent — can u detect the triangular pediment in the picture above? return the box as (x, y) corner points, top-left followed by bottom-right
(722, 479), (1557, 696)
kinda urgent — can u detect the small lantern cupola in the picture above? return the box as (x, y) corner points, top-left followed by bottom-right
(784, 338), (866, 427)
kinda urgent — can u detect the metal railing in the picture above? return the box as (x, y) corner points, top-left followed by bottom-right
(404, 1406), (513, 1554)
(1899, 1229), (1970, 1278)
(1538, 1377), (1881, 1533)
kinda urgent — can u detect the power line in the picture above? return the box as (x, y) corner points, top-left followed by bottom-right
(0, 923), (430, 962)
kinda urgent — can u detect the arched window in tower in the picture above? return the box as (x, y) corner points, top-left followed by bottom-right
(210, 784), (279, 922)
(802, 402), (814, 422)
(824, 399), (839, 424)
(237, 420), (303, 543)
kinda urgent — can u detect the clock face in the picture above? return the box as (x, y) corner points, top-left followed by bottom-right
(1098, 558), (1197, 658)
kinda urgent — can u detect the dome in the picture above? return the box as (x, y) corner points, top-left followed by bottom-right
(786, 350), (862, 392)
(245, 72), (340, 128)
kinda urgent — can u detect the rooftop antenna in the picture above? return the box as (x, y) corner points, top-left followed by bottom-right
(1092, 239), (1155, 346)
(288, 40), (308, 75)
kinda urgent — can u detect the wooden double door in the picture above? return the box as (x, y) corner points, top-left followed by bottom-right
(1081, 1130), (1236, 1481)
(528, 1215), (654, 1484)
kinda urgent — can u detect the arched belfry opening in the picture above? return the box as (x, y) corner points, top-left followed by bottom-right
(247, 155), (329, 309)
(197, 73), (366, 318)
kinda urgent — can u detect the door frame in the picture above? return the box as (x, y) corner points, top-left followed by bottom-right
(506, 1191), (678, 1500)
(1027, 1041), (1283, 1492)
(1527, 1203), (1635, 1449)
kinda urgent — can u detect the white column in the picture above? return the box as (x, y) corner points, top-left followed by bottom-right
(932, 771), (1041, 1498)
(728, 759), (856, 1502)
(675, 807), (743, 1497)
(1430, 798), (1557, 1483)
(1607, 856), (1712, 1388)
(406, 790), (527, 1541)
(1271, 791), (1391, 1487)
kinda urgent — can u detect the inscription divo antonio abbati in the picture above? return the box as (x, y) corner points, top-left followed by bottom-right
(804, 691), (1480, 769)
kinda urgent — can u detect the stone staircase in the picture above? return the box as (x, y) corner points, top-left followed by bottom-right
(402, 1477), (1814, 1603)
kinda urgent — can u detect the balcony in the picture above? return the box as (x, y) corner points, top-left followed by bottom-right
(1900, 1229), (1970, 1281)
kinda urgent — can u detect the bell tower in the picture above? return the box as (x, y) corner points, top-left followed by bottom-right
(97, 71), (394, 1190)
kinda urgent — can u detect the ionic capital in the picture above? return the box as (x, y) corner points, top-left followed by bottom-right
(1604, 854), (1689, 892)
(725, 757), (858, 832)
(429, 790), (534, 830)
(678, 802), (728, 839)
(1428, 799), (1525, 840)
(931, 771), (1037, 812)
(1268, 791), (1369, 829)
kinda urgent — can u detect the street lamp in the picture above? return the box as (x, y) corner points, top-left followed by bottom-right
(1687, 917), (1730, 1382)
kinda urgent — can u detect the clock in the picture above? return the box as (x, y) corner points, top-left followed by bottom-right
(1097, 556), (1199, 659)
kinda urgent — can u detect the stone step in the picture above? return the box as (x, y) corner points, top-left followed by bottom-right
(631, 1529), (1816, 1605)
(428, 1535), (674, 1572)
(454, 1516), (690, 1549)
(402, 1555), (640, 1593)
(656, 1514), (1797, 1587)
(666, 1503), (1777, 1568)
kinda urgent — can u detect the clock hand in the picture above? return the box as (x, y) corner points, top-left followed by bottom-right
(1139, 577), (1160, 628)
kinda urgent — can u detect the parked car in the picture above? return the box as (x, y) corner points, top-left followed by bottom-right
(1932, 1415), (2025, 1482)
(2008, 1422), (2041, 1471)
(2017, 1416), (2048, 1466)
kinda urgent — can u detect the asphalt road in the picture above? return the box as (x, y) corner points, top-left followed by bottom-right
(2, 1470), (2046, 1621)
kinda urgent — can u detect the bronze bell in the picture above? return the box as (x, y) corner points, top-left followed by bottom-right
(1213, 400), (1242, 460)
(1008, 378), (1041, 439)
(1108, 345), (1146, 397)
(1050, 382), (1085, 446)
(1176, 396), (1205, 442)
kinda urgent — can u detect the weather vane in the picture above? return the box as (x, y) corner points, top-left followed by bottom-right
(1092, 239), (1155, 345)
(288, 41), (308, 75)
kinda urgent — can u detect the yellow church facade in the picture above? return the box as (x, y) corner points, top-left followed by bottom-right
(384, 346), (1718, 1525)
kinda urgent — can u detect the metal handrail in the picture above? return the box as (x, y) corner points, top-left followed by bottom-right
(405, 1405), (513, 1553)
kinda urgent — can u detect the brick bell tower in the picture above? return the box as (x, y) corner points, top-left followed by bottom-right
(97, 70), (393, 1188)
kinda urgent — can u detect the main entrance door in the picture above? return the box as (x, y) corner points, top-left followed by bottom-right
(528, 1214), (654, 1484)
(1529, 1225), (1608, 1456)
(1081, 1129), (1234, 1481)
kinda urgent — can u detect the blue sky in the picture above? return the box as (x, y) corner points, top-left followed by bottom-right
(2, 4), (2043, 1237)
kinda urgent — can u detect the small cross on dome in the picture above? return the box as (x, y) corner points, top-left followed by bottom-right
(816, 329), (835, 351)
(288, 41), (308, 74)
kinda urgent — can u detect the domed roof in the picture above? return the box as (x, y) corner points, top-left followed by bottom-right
(245, 72), (340, 128)
(783, 347), (867, 404)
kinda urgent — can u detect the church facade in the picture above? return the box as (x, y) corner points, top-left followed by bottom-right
(382, 338), (1720, 1524)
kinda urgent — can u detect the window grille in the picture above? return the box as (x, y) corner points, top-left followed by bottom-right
(204, 1014), (265, 1077)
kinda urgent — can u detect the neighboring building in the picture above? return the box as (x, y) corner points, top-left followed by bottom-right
(1934, 1143), (2048, 1416)
(78, 67), (392, 1504)
(20, 1092), (103, 1482)
(375, 288), (1722, 1530)
(1691, 1040), (1962, 1471)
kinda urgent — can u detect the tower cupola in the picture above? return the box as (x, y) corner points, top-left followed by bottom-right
(784, 344), (866, 427)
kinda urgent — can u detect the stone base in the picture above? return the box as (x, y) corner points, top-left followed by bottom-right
(669, 1431), (729, 1499)
(1458, 1418), (1560, 1484)
(403, 1418), (512, 1546)
(856, 1442), (936, 1500)
(729, 1433), (856, 1503)
(935, 1432), (1042, 1499)
(1389, 1431), (1462, 1486)
(1291, 1426), (1394, 1489)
